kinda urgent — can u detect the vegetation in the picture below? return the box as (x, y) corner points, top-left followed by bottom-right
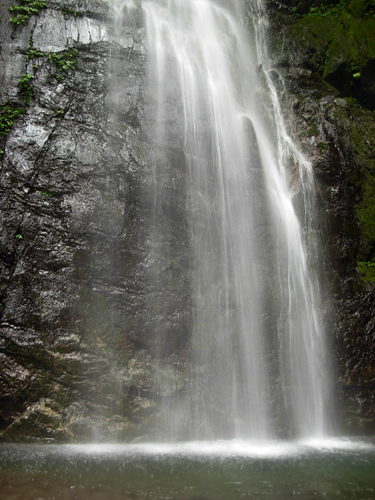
(358, 261), (375, 283)
(9, 0), (46, 25)
(60, 7), (79, 17)
(0, 70), (36, 162)
(0, 104), (24, 136)
(18, 74), (34, 104)
(48, 49), (79, 72)
(25, 39), (43, 62)
(281, 3), (375, 285)
(289, 0), (375, 96)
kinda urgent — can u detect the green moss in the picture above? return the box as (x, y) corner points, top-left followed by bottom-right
(323, 10), (375, 78)
(356, 173), (375, 261)
(289, 1), (375, 81)
(307, 121), (320, 136)
(358, 262), (375, 283)
(308, 0), (350, 19)
(350, 108), (375, 169)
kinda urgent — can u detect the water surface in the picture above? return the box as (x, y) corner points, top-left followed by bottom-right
(1, 439), (374, 499)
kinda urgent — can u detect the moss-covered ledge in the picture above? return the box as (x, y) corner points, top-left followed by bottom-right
(269, 0), (375, 109)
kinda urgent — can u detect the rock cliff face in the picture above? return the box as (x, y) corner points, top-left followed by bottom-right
(0, 0), (374, 441)
(265, 0), (375, 433)
(0, 0), (191, 441)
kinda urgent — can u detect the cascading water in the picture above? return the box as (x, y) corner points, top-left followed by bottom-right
(113, 0), (334, 440)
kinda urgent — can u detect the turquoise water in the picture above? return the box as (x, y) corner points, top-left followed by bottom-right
(1, 439), (375, 499)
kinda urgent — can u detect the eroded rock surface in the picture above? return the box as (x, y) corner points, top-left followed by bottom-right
(0, 0), (191, 441)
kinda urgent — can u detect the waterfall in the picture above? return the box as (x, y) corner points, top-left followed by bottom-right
(112, 0), (334, 440)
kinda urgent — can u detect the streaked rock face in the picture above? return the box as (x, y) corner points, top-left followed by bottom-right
(0, 0), (191, 442)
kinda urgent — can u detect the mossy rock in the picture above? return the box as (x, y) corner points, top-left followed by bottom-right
(287, 1), (375, 108)
(356, 173), (375, 262)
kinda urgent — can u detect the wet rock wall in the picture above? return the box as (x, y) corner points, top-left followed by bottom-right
(0, 0), (191, 441)
(265, 0), (375, 434)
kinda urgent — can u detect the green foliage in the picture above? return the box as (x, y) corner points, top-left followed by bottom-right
(9, 0), (46, 25)
(15, 234), (23, 239)
(48, 49), (79, 72)
(56, 109), (65, 116)
(358, 262), (375, 283)
(25, 39), (43, 61)
(290, 0), (375, 89)
(307, 121), (320, 136)
(0, 149), (4, 164)
(0, 104), (24, 135)
(356, 175), (375, 261)
(0, 73), (34, 142)
(18, 73), (33, 104)
(306, 0), (375, 20)
(60, 7), (78, 17)
(39, 191), (53, 197)
(308, 1), (350, 19)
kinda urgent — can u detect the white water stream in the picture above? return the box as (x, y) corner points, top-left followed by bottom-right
(112, 0), (334, 440)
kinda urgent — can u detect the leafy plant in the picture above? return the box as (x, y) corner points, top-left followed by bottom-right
(9, 0), (46, 25)
(308, 0), (350, 19)
(359, 261), (375, 268)
(0, 104), (24, 135)
(318, 141), (328, 153)
(358, 261), (375, 283)
(18, 73), (33, 104)
(15, 234), (23, 239)
(49, 49), (79, 72)
(25, 39), (43, 61)
(60, 7), (78, 17)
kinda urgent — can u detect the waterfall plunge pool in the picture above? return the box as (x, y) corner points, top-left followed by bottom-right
(1, 438), (375, 499)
